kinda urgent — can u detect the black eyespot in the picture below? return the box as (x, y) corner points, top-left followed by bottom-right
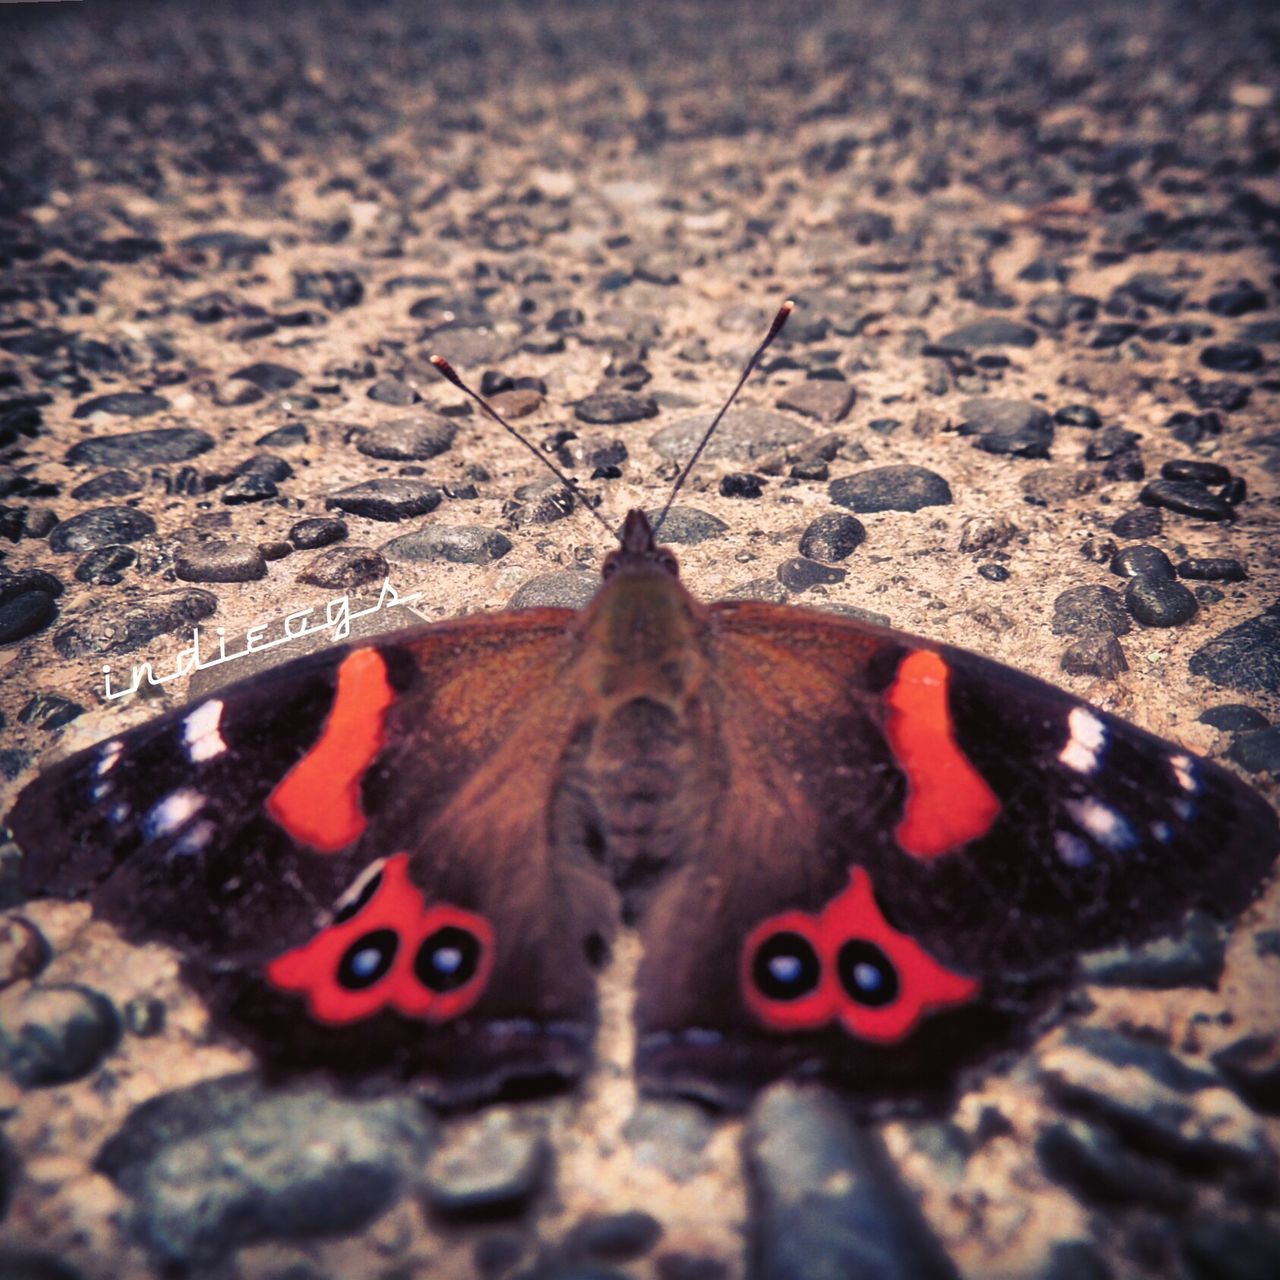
(414, 925), (482, 993)
(836, 940), (899, 1008)
(336, 927), (399, 990)
(752, 930), (821, 1002)
(333, 868), (383, 924)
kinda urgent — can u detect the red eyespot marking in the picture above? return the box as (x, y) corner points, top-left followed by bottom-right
(820, 869), (978, 1042)
(266, 648), (396, 852)
(266, 854), (494, 1025)
(741, 870), (977, 1041)
(884, 649), (1001, 858)
(741, 910), (836, 1031)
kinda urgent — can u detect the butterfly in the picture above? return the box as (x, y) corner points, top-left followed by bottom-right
(5, 303), (1277, 1110)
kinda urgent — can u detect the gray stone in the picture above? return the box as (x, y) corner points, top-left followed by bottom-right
(644, 507), (728, 545)
(830, 465), (952, 514)
(957, 398), (1054, 459)
(745, 1084), (957, 1280)
(175, 541), (268, 583)
(0, 984), (120, 1087)
(326, 478), (442, 521)
(98, 1073), (435, 1265)
(355, 417), (457, 461)
(382, 525), (513, 565)
(649, 409), (812, 462)
(941, 318), (1039, 349)
(52, 588), (217, 659)
(296, 545), (389, 588)
(510, 571), (597, 610)
(1052, 585), (1132, 637)
(776, 381), (856, 422)
(1189, 605), (1280, 695)
(422, 1108), (548, 1219)
(48, 506), (156, 553)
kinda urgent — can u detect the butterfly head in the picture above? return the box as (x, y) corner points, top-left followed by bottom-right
(601, 509), (680, 582)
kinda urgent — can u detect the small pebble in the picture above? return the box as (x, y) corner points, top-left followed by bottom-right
(1125, 576), (1199, 627)
(1110, 545), (1175, 580)
(175, 542), (268, 583)
(719, 472), (764, 498)
(798, 512), (866, 562)
(1061, 632), (1129, 678)
(296, 545), (388, 588)
(1197, 704), (1269, 732)
(289, 517), (348, 549)
(777, 557), (846, 591)
(1177, 557), (1246, 582)
(1139, 479), (1234, 521)
(48, 507), (155, 553)
(326, 479), (442, 522)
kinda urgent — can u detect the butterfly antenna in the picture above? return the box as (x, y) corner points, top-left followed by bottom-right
(428, 354), (615, 538)
(653, 298), (795, 537)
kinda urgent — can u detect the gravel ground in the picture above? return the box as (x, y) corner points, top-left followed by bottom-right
(0, 1), (1278, 1277)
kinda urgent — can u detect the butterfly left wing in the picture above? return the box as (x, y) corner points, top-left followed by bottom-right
(634, 602), (1279, 1107)
(7, 610), (619, 1104)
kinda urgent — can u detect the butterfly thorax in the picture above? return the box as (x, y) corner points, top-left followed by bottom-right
(556, 565), (722, 916)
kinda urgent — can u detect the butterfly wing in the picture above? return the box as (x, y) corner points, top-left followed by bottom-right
(635, 602), (1279, 1107)
(7, 609), (618, 1104)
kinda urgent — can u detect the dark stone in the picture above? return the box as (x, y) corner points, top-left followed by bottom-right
(1061, 633), (1129, 679)
(1111, 507), (1163, 539)
(510, 571), (597, 610)
(799, 513), (865, 563)
(649, 410), (812, 463)
(1119, 273), (1184, 312)
(220, 471), (279, 504)
(66, 428), (214, 467)
(1167, 410), (1226, 446)
(623, 1101), (715, 1183)
(1211, 1034), (1280, 1113)
(1177, 558), (1246, 582)
(257, 423), (310, 448)
(575, 393), (659, 425)
(1085, 426), (1141, 460)
(1162, 459), (1231, 486)
(293, 268), (364, 311)
(1038, 1240), (1115, 1280)
(777, 557), (846, 591)
(830, 465), (952, 514)
(289, 517), (348, 549)
(1142, 322), (1213, 344)
(0, 1251), (85, 1280)
(1228, 726), (1280, 774)
(356, 417), (457, 460)
(508, 477), (574, 526)
(566, 1211), (664, 1261)
(1206, 281), (1266, 317)
(1052, 585), (1131, 637)
(0, 916), (51, 989)
(1080, 911), (1225, 988)
(70, 470), (143, 500)
(0, 984), (120, 1087)
(745, 1084), (956, 1280)
(656, 1252), (730, 1280)
(48, 506), (155, 553)
(719, 472), (764, 498)
(326, 479), (443, 521)
(422, 1109), (548, 1219)
(0, 569), (63, 606)
(258, 541), (292, 561)
(940, 317), (1038, 349)
(1110, 545), (1174, 580)
(1125, 576), (1198, 627)
(956, 398), (1054, 458)
(1200, 342), (1262, 373)
(776, 381), (856, 422)
(1189, 605), (1280, 695)
(297, 546), (389, 589)
(978, 563), (1009, 582)
(1054, 405), (1102, 428)
(382, 525), (513, 565)
(1088, 322), (1140, 348)
(1180, 1219), (1280, 1280)
(72, 391), (169, 419)
(1198, 704), (1269, 732)
(1140, 479), (1233, 522)
(231, 361), (302, 391)
(1027, 292), (1098, 330)
(98, 1074), (434, 1266)
(175, 542), (268, 583)
(52, 588), (217, 659)
(1037, 1118), (1190, 1207)
(643, 507), (728, 545)
(19, 692), (85, 730)
(0, 592), (56, 645)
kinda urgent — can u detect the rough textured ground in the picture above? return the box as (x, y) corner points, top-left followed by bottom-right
(0, 1), (1278, 1277)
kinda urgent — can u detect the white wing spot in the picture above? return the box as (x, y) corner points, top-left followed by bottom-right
(1055, 830), (1095, 868)
(144, 788), (205, 839)
(1065, 798), (1137, 854)
(1059, 708), (1107, 774)
(1170, 753), (1199, 794)
(184, 699), (227, 764)
(170, 819), (217, 858)
(96, 740), (123, 775)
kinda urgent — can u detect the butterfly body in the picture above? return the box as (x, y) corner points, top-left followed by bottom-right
(6, 510), (1277, 1110)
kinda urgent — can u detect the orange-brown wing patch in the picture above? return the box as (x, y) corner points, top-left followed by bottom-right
(267, 647), (397, 852)
(885, 649), (1001, 858)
